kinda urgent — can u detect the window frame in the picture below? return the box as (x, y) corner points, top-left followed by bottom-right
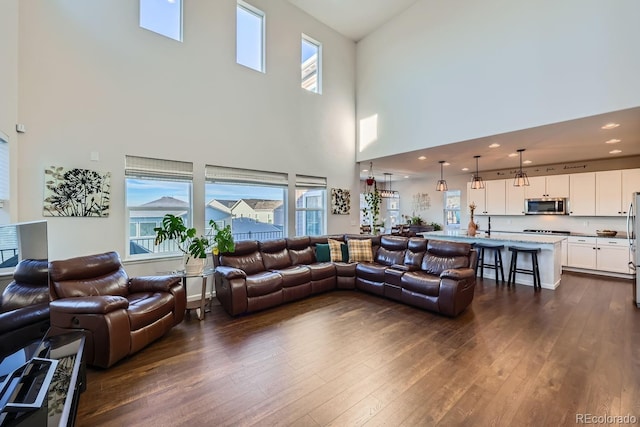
(443, 190), (461, 229)
(301, 34), (322, 94)
(125, 156), (194, 259)
(295, 175), (327, 237)
(139, 0), (184, 42)
(236, 1), (266, 73)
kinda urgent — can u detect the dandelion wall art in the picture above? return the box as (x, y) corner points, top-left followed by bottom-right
(43, 166), (111, 217)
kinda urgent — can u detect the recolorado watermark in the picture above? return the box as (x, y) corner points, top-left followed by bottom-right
(576, 413), (638, 424)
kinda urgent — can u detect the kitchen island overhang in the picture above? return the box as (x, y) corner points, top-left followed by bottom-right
(419, 231), (566, 290)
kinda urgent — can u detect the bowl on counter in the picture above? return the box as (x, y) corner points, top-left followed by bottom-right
(596, 230), (617, 237)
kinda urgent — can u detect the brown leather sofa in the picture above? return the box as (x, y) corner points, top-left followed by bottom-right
(0, 259), (50, 356)
(215, 235), (477, 318)
(48, 251), (185, 368)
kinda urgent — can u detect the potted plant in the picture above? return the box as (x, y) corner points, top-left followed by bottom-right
(154, 214), (210, 274)
(362, 188), (382, 234)
(208, 220), (235, 267)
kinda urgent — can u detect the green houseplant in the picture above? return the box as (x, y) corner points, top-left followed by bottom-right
(362, 188), (382, 234)
(208, 220), (235, 255)
(154, 214), (210, 274)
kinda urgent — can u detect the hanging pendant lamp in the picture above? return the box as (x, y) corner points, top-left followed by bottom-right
(513, 149), (530, 187)
(470, 155), (485, 189)
(436, 161), (448, 191)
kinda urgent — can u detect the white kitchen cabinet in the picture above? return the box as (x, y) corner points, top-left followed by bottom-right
(596, 168), (640, 216)
(567, 236), (597, 269)
(506, 183), (525, 215)
(525, 175), (569, 199)
(567, 236), (631, 274)
(468, 180), (506, 215)
(568, 172), (596, 216)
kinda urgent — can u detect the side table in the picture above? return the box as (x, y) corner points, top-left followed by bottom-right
(167, 268), (214, 320)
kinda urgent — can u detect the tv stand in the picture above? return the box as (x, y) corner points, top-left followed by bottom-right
(0, 331), (86, 426)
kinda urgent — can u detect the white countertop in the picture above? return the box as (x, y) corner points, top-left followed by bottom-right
(420, 230), (567, 245)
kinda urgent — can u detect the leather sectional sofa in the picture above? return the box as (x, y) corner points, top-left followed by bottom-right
(215, 234), (477, 317)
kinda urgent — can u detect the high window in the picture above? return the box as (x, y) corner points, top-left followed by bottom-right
(295, 175), (326, 236)
(237, 1), (265, 72)
(125, 156), (193, 257)
(444, 190), (461, 229)
(205, 165), (287, 242)
(139, 0), (183, 42)
(301, 35), (321, 93)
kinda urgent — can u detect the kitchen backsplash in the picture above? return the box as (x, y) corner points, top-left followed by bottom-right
(472, 215), (628, 235)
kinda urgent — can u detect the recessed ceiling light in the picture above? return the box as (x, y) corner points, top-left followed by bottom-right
(489, 143), (500, 148)
(609, 149), (622, 154)
(404, 175), (409, 179)
(605, 139), (621, 144)
(523, 160), (532, 164)
(361, 169), (368, 173)
(601, 123), (620, 130)
(508, 153), (518, 157)
(461, 167), (469, 171)
(443, 162), (450, 166)
(418, 156), (427, 160)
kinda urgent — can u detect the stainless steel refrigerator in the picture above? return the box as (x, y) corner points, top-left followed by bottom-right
(628, 192), (640, 307)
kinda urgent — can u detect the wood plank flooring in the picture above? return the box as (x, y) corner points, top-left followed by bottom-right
(76, 272), (640, 426)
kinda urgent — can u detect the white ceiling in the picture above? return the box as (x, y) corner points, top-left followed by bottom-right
(286, 2), (640, 181)
(287, 0), (420, 41)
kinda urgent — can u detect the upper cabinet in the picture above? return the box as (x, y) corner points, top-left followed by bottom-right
(506, 183), (525, 215)
(525, 175), (569, 199)
(569, 172), (596, 216)
(596, 168), (640, 216)
(467, 179), (506, 215)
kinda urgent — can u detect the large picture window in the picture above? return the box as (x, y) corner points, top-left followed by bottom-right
(295, 175), (326, 236)
(125, 156), (193, 257)
(237, 1), (265, 72)
(205, 165), (287, 242)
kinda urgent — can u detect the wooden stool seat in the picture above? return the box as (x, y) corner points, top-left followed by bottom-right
(507, 246), (542, 291)
(474, 242), (505, 285)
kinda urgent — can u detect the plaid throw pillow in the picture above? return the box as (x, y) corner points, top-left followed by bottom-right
(348, 239), (373, 263)
(328, 239), (344, 262)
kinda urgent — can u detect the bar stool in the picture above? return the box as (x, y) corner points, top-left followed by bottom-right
(507, 246), (542, 291)
(474, 242), (505, 285)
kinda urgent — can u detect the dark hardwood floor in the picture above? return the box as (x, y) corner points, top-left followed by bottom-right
(76, 272), (640, 426)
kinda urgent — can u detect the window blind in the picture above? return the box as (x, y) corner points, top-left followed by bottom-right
(125, 155), (193, 180)
(205, 165), (288, 186)
(295, 175), (326, 188)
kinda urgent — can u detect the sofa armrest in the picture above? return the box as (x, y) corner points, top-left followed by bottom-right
(50, 295), (129, 315)
(440, 267), (475, 280)
(129, 275), (182, 293)
(215, 266), (247, 280)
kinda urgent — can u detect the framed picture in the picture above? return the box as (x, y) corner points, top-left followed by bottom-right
(331, 188), (350, 215)
(43, 166), (111, 217)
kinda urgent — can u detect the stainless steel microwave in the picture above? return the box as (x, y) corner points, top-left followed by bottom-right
(525, 198), (568, 215)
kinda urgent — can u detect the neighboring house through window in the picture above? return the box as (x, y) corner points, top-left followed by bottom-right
(301, 34), (321, 93)
(205, 165), (287, 242)
(139, 0), (183, 42)
(295, 175), (326, 236)
(237, 1), (265, 72)
(125, 155), (193, 257)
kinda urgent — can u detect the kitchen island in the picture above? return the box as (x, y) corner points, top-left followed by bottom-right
(419, 231), (567, 290)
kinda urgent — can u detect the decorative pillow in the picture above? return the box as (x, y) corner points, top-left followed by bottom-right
(315, 243), (331, 262)
(340, 243), (350, 263)
(328, 239), (344, 262)
(348, 239), (373, 263)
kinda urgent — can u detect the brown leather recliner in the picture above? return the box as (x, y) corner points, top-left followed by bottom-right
(48, 251), (185, 368)
(0, 259), (50, 356)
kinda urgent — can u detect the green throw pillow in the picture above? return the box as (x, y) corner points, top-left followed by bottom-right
(315, 243), (331, 262)
(340, 243), (350, 262)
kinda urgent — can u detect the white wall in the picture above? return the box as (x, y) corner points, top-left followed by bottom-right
(15, 0), (357, 265)
(0, 0), (19, 224)
(356, 0), (640, 161)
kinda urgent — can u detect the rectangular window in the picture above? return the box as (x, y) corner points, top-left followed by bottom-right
(301, 35), (321, 93)
(295, 175), (327, 236)
(205, 165), (287, 242)
(0, 132), (9, 225)
(444, 190), (461, 229)
(237, 1), (265, 72)
(125, 156), (193, 257)
(139, 0), (183, 42)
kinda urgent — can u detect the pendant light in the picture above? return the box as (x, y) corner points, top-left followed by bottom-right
(436, 161), (448, 191)
(380, 173), (399, 198)
(470, 155), (485, 189)
(513, 149), (530, 187)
